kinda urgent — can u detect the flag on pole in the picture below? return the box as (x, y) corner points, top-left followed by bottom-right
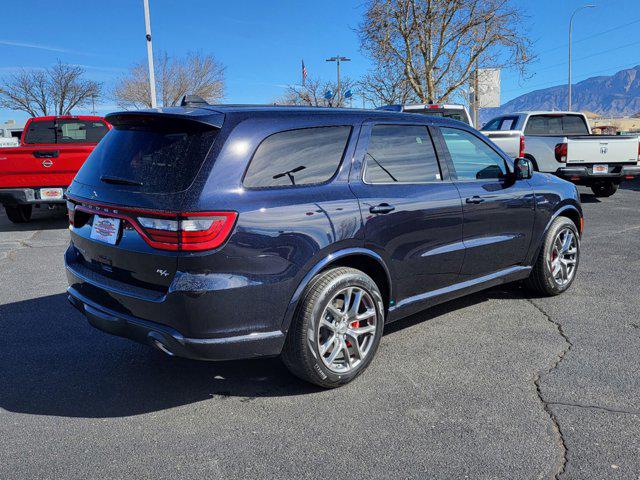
(301, 59), (307, 86)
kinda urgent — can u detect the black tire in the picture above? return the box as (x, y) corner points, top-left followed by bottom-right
(282, 267), (385, 388)
(4, 205), (32, 223)
(525, 217), (580, 296)
(591, 182), (618, 197)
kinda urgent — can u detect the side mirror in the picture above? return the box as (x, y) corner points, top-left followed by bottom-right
(514, 157), (533, 180)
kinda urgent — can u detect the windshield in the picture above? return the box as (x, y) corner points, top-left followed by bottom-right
(23, 119), (109, 144)
(74, 121), (218, 194)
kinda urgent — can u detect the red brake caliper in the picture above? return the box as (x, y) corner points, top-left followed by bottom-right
(345, 321), (359, 347)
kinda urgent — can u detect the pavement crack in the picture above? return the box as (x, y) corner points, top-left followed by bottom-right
(546, 401), (640, 416)
(527, 298), (573, 480)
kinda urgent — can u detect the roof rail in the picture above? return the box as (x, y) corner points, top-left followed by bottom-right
(180, 95), (210, 107)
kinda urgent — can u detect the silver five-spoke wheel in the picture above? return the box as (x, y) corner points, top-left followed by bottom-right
(549, 227), (578, 287)
(317, 286), (378, 373)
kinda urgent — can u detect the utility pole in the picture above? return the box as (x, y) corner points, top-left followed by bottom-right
(143, 0), (157, 108)
(568, 4), (595, 111)
(326, 55), (350, 106)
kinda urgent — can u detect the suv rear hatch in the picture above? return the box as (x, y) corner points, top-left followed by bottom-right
(66, 109), (227, 295)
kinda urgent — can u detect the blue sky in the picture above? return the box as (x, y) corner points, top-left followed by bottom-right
(1, 0), (640, 124)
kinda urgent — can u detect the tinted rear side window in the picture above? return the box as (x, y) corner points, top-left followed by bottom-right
(75, 122), (218, 193)
(243, 126), (351, 188)
(23, 119), (109, 144)
(364, 125), (441, 183)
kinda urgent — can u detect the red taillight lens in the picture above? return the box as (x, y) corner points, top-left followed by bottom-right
(637, 142), (640, 165)
(136, 212), (237, 251)
(554, 143), (568, 163)
(69, 198), (237, 252)
(519, 135), (526, 158)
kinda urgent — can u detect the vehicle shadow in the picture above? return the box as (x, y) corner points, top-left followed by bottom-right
(579, 193), (601, 204)
(0, 285), (535, 419)
(621, 178), (640, 192)
(0, 209), (68, 232)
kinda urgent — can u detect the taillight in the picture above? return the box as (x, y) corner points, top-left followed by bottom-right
(637, 142), (640, 165)
(136, 212), (237, 251)
(554, 143), (568, 163)
(69, 197), (237, 252)
(519, 135), (525, 158)
(66, 200), (75, 226)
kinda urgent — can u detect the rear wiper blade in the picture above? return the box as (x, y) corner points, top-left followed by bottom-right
(100, 175), (143, 187)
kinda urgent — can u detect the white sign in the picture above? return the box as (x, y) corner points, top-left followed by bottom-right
(477, 68), (501, 108)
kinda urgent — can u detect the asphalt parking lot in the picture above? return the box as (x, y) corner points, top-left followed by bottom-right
(1, 181), (639, 480)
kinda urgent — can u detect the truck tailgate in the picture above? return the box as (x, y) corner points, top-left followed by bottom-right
(0, 144), (94, 188)
(566, 135), (638, 164)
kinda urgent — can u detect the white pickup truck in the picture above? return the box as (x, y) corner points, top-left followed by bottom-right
(481, 111), (640, 197)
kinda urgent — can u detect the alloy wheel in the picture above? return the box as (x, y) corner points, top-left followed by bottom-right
(549, 227), (578, 287)
(317, 286), (378, 373)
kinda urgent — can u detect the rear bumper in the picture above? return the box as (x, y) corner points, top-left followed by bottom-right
(0, 187), (66, 205)
(556, 165), (640, 183)
(67, 288), (286, 361)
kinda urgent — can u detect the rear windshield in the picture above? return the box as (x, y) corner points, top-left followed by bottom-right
(23, 119), (109, 144)
(74, 121), (218, 193)
(524, 115), (589, 136)
(405, 108), (470, 125)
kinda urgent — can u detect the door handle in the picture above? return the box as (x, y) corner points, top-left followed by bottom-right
(33, 150), (59, 158)
(369, 203), (395, 214)
(465, 196), (485, 204)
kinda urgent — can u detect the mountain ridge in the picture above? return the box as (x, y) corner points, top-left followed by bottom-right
(481, 65), (640, 123)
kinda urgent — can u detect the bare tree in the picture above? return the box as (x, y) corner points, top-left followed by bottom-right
(359, 60), (420, 107)
(277, 77), (356, 107)
(358, 0), (533, 104)
(114, 52), (225, 109)
(0, 61), (101, 116)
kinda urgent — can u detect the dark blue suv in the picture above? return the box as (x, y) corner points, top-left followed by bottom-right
(64, 102), (583, 387)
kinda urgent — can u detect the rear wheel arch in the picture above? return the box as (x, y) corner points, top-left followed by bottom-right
(280, 248), (392, 333)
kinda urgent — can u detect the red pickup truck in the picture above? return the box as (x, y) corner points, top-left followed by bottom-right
(0, 115), (111, 223)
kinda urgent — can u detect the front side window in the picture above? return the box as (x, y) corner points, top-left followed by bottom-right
(441, 127), (507, 181)
(364, 125), (441, 183)
(483, 116), (518, 131)
(243, 126), (351, 188)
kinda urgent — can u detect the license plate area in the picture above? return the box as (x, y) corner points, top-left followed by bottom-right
(40, 187), (64, 200)
(592, 164), (608, 175)
(90, 215), (121, 245)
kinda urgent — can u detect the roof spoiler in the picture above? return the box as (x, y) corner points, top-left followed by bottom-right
(105, 109), (224, 129)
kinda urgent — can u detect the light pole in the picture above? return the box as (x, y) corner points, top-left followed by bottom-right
(568, 4), (595, 111)
(326, 55), (350, 106)
(143, 0), (157, 108)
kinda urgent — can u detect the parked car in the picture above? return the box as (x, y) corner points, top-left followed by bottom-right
(65, 100), (583, 388)
(377, 103), (473, 127)
(0, 115), (111, 223)
(481, 111), (640, 197)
